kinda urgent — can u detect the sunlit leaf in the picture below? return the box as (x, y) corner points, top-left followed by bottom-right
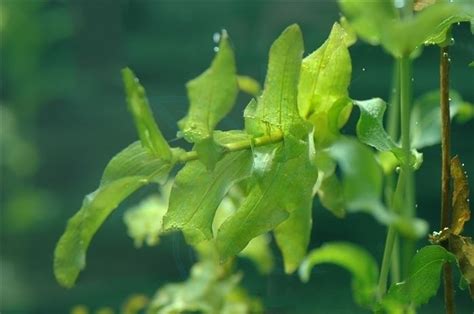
(411, 90), (474, 149)
(122, 68), (172, 160)
(179, 30), (238, 143)
(248, 24), (305, 137)
(450, 235), (474, 298)
(299, 242), (378, 308)
(54, 142), (176, 288)
(163, 150), (252, 245)
(216, 138), (318, 260)
(355, 98), (422, 169)
(237, 75), (261, 96)
(298, 22), (353, 147)
(384, 245), (456, 307)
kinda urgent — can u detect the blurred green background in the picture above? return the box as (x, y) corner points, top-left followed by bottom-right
(1, 0), (473, 313)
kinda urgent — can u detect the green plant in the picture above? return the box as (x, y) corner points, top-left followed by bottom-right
(54, 1), (474, 313)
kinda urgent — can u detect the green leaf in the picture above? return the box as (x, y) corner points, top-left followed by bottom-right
(339, 1), (474, 57)
(237, 75), (261, 96)
(384, 245), (457, 308)
(249, 24), (305, 137)
(317, 174), (346, 218)
(122, 68), (171, 160)
(179, 30), (238, 144)
(298, 22), (353, 147)
(163, 149), (252, 245)
(355, 98), (422, 169)
(274, 201), (313, 274)
(239, 234), (274, 275)
(54, 142), (176, 287)
(328, 137), (427, 238)
(411, 90), (474, 149)
(299, 242), (378, 308)
(216, 138), (318, 260)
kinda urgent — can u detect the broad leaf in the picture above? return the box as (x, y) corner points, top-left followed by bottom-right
(248, 24), (305, 137)
(298, 22), (353, 147)
(355, 98), (422, 169)
(216, 138), (318, 260)
(411, 90), (474, 149)
(163, 150), (252, 245)
(122, 68), (171, 160)
(384, 245), (456, 307)
(178, 30), (238, 143)
(54, 142), (176, 287)
(299, 242), (378, 308)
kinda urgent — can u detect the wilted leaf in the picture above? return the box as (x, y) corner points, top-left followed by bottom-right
(163, 150), (252, 245)
(414, 0), (436, 12)
(450, 235), (474, 298)
(216, 138), (318, 260)
(355, 98), (422, 169)
(54, 142), (176, 288)
(384, 245), (456, 307)
(411, 90), (474, 149)
(248, 24), (305, 137)
(299, 242), (378, 308)
(122, 68), (171, 160)
(451, 156), (471, 235)
(298, 22), (353, 147)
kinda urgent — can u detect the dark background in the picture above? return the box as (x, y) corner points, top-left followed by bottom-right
(1, 0), (473, 313)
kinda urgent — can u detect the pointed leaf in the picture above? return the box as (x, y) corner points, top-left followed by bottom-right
(298, 23), (353, 147)
(216, 138), (318, 260)
(355, 98), (422, 168)
(250, 24), (305, 136)
(122, 68), (171, 160)
(384, 245), (456, 307)
(274, 201), (313, 274)
(54, 142), (176, 287)
(299, 242), (378, 308)
(179, 31), (238, 143)
(163, 150), (252, 244)
(450, 155), (470, 235)
(237, 75), (261, 96)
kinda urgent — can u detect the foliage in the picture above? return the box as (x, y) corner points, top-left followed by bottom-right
(53, 0), (474, 312)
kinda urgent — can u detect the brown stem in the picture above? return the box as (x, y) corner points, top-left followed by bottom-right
(440, 45), (455, 314)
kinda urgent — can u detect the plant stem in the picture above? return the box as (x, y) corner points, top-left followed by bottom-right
(177, 130), (284, 163)
(440, 45), (455, 314)
(399, 55), (416, 278)
(377, 225), (396, 299)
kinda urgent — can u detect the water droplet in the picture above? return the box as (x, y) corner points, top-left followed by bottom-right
(213, 46), (219, 52)
(448, 58), (451, 63)
(411, 77), (415, 82)
(362, 67), (366, 72)
(449, 97), (452, 102)
(449, 38), (455, 45)
(462, 163), (465, 167)
(443, 52), (448, 57)
(394, 0), (405, 8)
(467, 198), (470, 203)
(415, 121), (419, 125)
(395, 166), (401, 173)
(213, 32), (221, 43)
(457, 22), (461, 26)
(415, 204), (418, 208)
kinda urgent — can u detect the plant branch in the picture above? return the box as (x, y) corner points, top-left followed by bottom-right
(177, 130), (284, 163)
(440, 45), (455, 314)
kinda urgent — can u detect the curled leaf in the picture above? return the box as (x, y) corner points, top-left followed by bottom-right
(450, 235), (474, 298)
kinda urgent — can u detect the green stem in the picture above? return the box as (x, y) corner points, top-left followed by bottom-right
(377, 225), (397, 299)
(177, 130), (284, 163)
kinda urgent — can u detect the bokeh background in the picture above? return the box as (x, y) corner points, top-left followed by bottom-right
(1, 1), (473, 313)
